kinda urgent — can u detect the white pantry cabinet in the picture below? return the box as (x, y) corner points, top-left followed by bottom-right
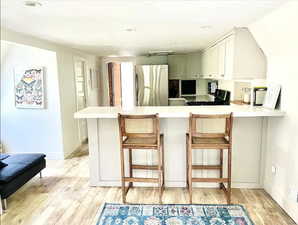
(201, 27), (266, 80)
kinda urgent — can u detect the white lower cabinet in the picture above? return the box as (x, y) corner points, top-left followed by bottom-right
(93, 117), (264, 188)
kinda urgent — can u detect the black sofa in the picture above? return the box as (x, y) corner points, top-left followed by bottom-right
(0, 153), (46, 211)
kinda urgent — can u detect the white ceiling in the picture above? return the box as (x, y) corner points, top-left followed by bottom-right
(0, 0), (290, 56)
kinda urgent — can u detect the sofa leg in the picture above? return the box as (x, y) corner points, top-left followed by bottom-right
(0, 198), (2, 215)
(1, 199), (7, 211)
(39, 171), (42, 179)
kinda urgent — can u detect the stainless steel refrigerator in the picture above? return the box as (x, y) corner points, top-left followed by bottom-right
(135, 65), (168, 106)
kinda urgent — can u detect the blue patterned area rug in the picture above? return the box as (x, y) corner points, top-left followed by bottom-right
(96, 203), (254, 225)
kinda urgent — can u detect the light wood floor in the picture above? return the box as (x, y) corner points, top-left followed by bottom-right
(1, 146), (296, 225)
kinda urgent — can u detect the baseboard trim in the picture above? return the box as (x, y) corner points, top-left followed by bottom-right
(265, 187), (298, 223)
(89, 180), (261, 189)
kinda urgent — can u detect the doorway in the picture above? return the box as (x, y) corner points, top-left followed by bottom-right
(107, 62), (122, 106)
(74, 58), (88, 143)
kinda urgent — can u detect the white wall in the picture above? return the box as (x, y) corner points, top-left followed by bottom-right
(120, 62), (136, 110)
(197, 79), (208, 95)
(249, 2), (298, 222)
(1, 41), (64, 159)
(218, 80), (235, 100)
(1, 28), (101, 158)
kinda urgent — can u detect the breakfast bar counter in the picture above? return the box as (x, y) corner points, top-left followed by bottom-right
(75, 106), (285, 188)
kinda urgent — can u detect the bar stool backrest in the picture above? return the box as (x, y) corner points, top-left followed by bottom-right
(189, 113), (233, 141)
(118, 113), (160, 142)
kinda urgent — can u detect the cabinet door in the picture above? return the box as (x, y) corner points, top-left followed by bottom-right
(185, 55), (192, 79)
(168, 55), (187, 79)
(209, 45), (219, 79)
(218, 41), (226, 79)
(189, 53), (201, 78)
(168, 55), (179, 79)
(224, 35), (235, 80)
(203, 50), (212, 79)
(201, 51), (208, 78)
(178, 56), (187, 79)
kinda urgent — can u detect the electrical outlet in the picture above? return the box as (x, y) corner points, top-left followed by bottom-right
(271, 165), (277, 174)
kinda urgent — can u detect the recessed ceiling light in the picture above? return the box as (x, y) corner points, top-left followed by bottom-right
(200, 25), (212, 29)
(24, 1), (42, 7)
(124, 28), (136, 32)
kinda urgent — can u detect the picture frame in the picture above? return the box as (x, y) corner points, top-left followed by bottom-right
(14, 66), (45, 109)
(263, 83), (281, 109)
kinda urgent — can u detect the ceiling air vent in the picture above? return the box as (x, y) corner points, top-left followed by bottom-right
(147, 50), (174, 56)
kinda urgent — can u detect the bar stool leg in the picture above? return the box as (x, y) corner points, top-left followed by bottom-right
(188, 141), (193, 204)
(158, 146), (163, 204)
(186, 135), (189, 189)
(227, 147), (232, 204)
(219, 149), (223, 189)
(120, 146), (126, 203)
(128, 149), (133, 188)
(162, 136), (165, 189)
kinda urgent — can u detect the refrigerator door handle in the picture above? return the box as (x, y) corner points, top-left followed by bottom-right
(135, 73), (139, 105)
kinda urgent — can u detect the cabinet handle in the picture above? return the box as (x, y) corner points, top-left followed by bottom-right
(221, 74), (224, 77)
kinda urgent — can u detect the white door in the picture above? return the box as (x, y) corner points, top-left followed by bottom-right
(74, 59), (88, 142)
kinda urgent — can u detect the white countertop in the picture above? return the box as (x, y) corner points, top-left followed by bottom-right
(74, 105), (285, 119)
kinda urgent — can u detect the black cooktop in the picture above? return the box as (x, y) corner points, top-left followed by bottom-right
(187, 89), (230, 106)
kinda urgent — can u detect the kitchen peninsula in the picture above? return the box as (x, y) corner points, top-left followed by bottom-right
(74, 105), (284, 188)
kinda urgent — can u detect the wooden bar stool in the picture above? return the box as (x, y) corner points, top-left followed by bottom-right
(186, 113), (233, 204)
(118, 113), (164, 203)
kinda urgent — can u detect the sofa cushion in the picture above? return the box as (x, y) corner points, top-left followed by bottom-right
(0, 154), (10, 160)
(2, 154), (46, 166)
(0, 161), (8, 168)
(0, 154), (46, 184)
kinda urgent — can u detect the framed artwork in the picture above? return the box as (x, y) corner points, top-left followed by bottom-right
(14, 67), (45, 109)
(263, 84), (281, 109)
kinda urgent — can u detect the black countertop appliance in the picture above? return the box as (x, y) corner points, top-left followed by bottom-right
(187, 89), (231, 106)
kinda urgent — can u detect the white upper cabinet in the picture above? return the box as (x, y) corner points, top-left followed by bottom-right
(186, 53), (201, 79)
(201, 51), (207, 78)
(168, 55), (186, 79)
(201, 28), (266, 80)
(209, 45), (219, 79)
(202, 45), (218, 79)
(168, 53), (201, 79)
(224, 35), (235, 80)
(217, 40), (226, 79)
